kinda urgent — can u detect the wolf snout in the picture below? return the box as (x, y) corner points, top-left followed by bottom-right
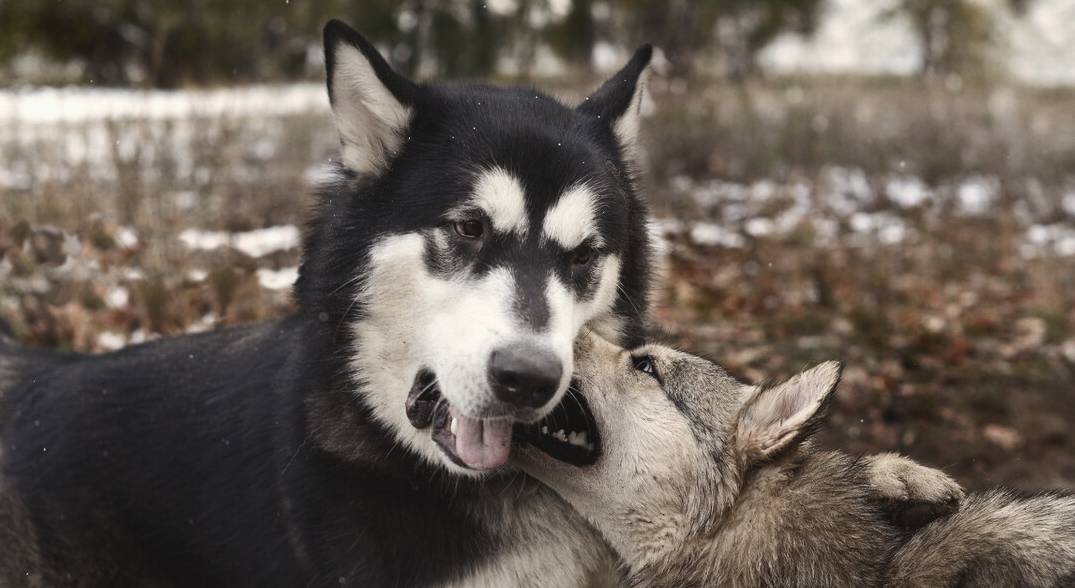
(488, 343), (562, 408)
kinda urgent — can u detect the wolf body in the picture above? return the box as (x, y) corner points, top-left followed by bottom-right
(516, 333), (1074, 587)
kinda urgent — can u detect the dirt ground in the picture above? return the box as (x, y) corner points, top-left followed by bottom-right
(655, 230), (1075, 492)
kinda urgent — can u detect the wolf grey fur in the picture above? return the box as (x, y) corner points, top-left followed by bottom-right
(516, 333), (1074, 587)
(888, 489), (1075, 587)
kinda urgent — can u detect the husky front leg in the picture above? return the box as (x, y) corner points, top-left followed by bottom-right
(863, 452), (964, 528)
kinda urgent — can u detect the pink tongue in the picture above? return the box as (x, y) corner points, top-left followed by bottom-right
(450, 408), (512, 470)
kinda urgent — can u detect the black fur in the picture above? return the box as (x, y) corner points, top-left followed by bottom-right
(1, 21), (653, 586)
(2, 320), (508, 585)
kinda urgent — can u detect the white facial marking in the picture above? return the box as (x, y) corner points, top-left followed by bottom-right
(542, 184), (603, 250)
(330, 43), (412, 174)
(348, 234), (447, 470)
(423, 265), (520, 417)
(349, 232), (584, 475)
(545, 254), (622, 340)
(587, 254), (623, 330)
(471, 168), (529, 237)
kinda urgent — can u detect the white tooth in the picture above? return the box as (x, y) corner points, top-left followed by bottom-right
(541, 425), (549, 434)
(450, 417), (458, 436)
(569, 432), (587, 447)
(554, 430), (567, 442)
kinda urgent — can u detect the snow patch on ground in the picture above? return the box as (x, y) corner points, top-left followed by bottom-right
(745, 217), (776, 237)
(958, 176), (998, 215)
(690, 223), (745, 249)
(96, 331), (127, 351)
(256, 267), (299, 291)
(104, 286), (129, 309)
(886, 176), (929, 208)
(0, 84), (327, 125)
(115, 227), (139, 249)
(668, 169), (1074, 257)
(187, 313), (219, 334)
(850, 211), (909, 245)
(1023, 224), (1075, 257)
(179, 225), (300, 258)
(1062, 190), (1075, 217)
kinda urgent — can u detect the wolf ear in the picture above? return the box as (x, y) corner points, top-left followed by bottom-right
(578, 45), (653, 165)
(323, 20), (417, 175)
(736, 361), (842, 465)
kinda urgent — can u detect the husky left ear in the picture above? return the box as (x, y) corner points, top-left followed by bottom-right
(323, 20), (417, 175)
(736, 361), (842, 465)
(578, 45), (653, 165)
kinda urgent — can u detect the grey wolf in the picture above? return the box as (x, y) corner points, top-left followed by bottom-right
(516, 333), (1074, 587)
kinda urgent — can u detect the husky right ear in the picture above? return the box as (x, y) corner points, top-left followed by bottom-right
(578, 45), (653, 166)
(323, 20), (417, 175)
(736, 361), (842, 465)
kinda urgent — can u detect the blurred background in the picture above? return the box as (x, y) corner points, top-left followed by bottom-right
(1, 0), (1073, 491)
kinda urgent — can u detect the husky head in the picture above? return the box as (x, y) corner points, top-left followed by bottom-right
(297, 21), (654, 475)
(514, 331), (841, 576)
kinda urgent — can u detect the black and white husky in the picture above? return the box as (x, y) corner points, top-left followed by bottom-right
(0, 20), (653, 586)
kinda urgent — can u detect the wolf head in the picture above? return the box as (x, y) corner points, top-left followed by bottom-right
(514, 331), (842, 573)
(296, 21), (654, 474)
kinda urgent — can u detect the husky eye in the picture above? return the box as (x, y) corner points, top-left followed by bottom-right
(571, 245), (596, 266)
(453, 219), (484, 240)
(632, 355), (659, 380)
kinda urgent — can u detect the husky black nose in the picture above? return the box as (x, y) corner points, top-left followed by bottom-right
(488, 344), (563, 408)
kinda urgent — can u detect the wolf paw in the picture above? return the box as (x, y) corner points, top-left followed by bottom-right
(866, 453), (964, 529)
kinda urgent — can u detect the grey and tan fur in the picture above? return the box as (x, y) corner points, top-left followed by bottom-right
(516, 332), (1075, 587)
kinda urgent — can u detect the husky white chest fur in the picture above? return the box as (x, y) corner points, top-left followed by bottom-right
(0, 18), (655, 587)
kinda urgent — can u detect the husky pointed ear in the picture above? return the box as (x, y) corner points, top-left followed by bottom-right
(323, 20), (417, 175)
(578, 45), (653, 164)
(736, 361), (842, 465)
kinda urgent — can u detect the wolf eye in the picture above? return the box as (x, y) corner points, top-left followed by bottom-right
(453, 219), (484, 239)
(632, 355), (659, 380)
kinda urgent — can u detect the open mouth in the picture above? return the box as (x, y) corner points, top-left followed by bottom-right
(407, 370), (601, 469)
(407, 370), (513, 471)
(513, 381), (600, 466)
